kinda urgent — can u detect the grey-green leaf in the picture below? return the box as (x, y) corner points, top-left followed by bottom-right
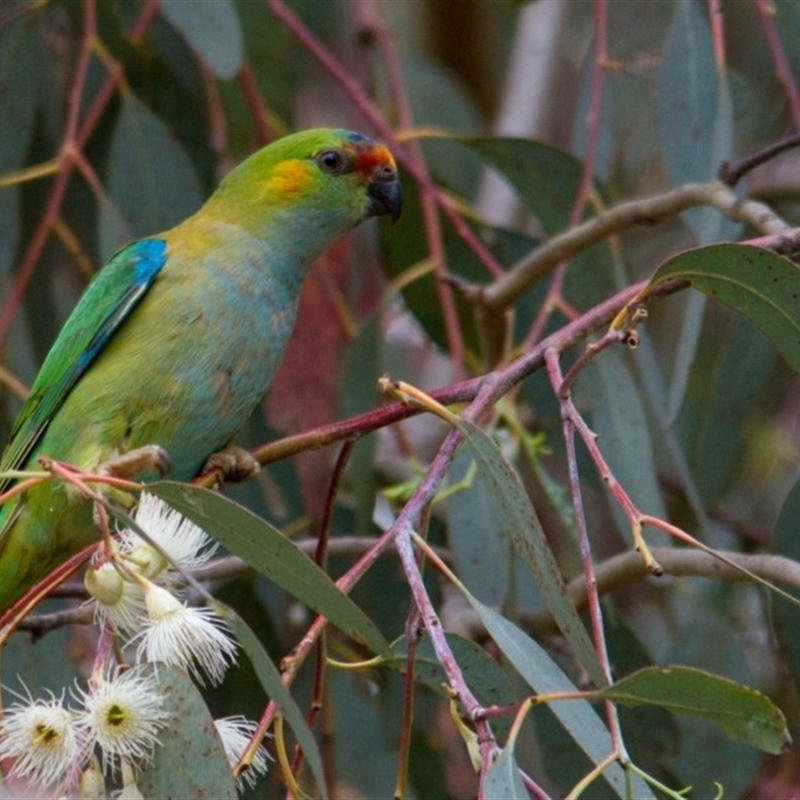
(466, 595), (653, 799)
(446, 447), (511, 607)
(454, 419), (604, 687)
(148, 482), (390, 657)
(484, 746), (529, 799)
(450, 136), (588, 233)
(160, 0), (244, 79)
(137, 665), (237, 798)
(225, 609), (328, 799)
(579, 348), (668, 545)
(100, 93), (203, 258)
(658, 0), (717, 188)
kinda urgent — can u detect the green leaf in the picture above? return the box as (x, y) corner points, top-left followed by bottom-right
(137, 665), (237, 798)
(656, 0), (736, 422)
(147, 482), (391, 657)
(224, 609), (329, 799)
(449, 136), (588, 233)
(465, 596), (653, 799)
(160, 0), (243, 80)
(684, 319), (775, 502)
(454, 419), (604, 687)
(381, 157), (542, 357)
(100, 93), (203, 258)
(646, 243), (800, 377)
(484, 745), (528, 799)
(664, 291), (707, 423)
(599, 666), (791, 755)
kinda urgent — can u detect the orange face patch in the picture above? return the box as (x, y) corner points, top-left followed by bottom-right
(350, 144), (396, 176)
(265, 160), (313, 197)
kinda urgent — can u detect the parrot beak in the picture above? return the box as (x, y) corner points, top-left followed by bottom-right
(366, 168), (402, 223)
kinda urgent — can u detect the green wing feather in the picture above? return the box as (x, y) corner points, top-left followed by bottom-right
(0, 239), (167, 490)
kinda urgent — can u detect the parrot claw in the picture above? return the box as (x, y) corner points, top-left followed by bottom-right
(202, 445), (260, 484)
(99, 444), (171, 479)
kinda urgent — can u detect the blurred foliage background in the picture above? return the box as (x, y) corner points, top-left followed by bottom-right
(4, 0), (800, 797)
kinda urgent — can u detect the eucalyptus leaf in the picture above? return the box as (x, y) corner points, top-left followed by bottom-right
(138, 665), (237, 798)
(160, 0), (243, 79)
(484, 745), (529, 799)
(465, 595), (653, 799)
(657, 0), (717, 188)
(579, 348), (668, 545)
(646, 243), (800, 377)
(100, 93), (203, 258)
(446, 447), (511, 607)
(225, 609), (328, 800)
(686, 319), (775, 502)
(449, 136), (588, 233)
(599, 666), (790, 755)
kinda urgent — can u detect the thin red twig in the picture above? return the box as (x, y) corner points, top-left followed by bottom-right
(754, 0), (800, 132)
(545, 348), (628, 763)
(707, 0), (726, 71)
(236, 67), (274, 146)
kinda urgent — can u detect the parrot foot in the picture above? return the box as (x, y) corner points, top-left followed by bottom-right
(203, 445), (261, 483)
(99, 444), (172, 479)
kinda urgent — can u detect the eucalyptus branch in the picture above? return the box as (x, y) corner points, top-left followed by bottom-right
(719, 133), (800, 187)
(480, 180), (791, 316)
(528, 547), (800, 637)
(754, 0), (800, 131)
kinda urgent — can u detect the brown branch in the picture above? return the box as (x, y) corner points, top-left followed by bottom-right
(481, 181), (791, 316)
(527, 547), (800, 637)
(719, 133), (800, 187)
(755, 0), (800, 132)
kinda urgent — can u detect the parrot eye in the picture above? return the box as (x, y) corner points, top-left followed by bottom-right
(316, 149), (347, 175)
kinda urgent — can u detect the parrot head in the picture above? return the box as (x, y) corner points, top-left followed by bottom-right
(206, 128), (402, 254)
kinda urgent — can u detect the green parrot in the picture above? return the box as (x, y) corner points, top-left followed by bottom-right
(0, 127), (401, 612)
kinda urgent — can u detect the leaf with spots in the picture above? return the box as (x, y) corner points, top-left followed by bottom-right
(645, 243), (800, 376)
(137, 665), (237, 798)
(598, 666), (790, 754)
